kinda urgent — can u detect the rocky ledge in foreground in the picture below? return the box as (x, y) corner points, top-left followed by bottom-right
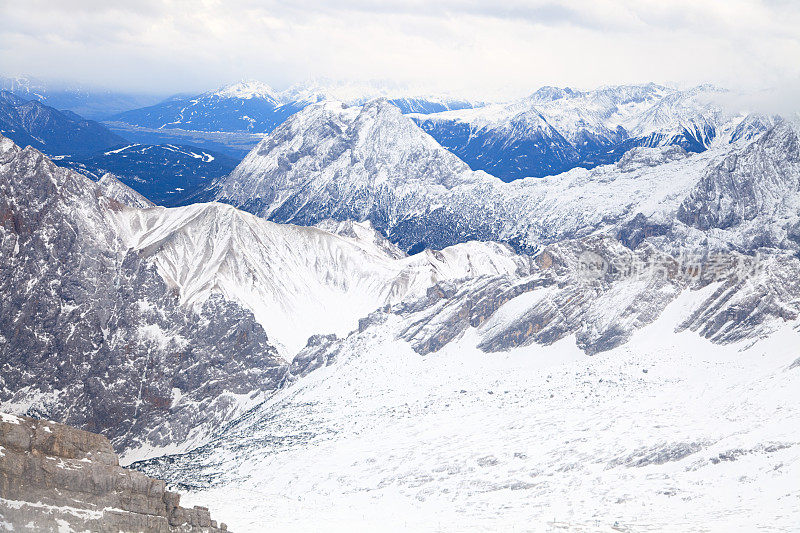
(0, 413), (227, 532)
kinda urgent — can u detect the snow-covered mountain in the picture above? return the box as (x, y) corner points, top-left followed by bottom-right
(0, 90), (127, 156)
(115, 202), (528, 356)
(281, 79), (484, 113)
(203, 95), (800, 364)
(0, 133), (532, 457)
(213, 97), (797, 255)
(212, 99), (487, 241)
(413, 84), (766, 180)
(0, 75), (163, 119)
(110, 81), (294, 134)
(109, 79), (484, 139)
(0, 135), (288, 457)
(109, 81), (762, 181)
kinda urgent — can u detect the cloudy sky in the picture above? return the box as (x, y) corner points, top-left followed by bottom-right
(1, 0), (799, 99)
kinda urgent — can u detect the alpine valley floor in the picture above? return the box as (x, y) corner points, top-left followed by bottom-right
(138, 287), (800, 532)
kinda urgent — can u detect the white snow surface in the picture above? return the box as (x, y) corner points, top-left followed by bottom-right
(178, 287), (800, 531)
(114, 202), (527, 356)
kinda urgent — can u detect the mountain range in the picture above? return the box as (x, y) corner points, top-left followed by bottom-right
(108, 81), (777, 183)
(0, 75), (164, 120)
(111, 80), (482, 133)
(105, 80), (484, 158)
(0, 89), (127, 156)
(209, 97), (795, 255)
(0, 90), (238, 205)
(412, 83), (775, 180)
(1, 79), (799, 531)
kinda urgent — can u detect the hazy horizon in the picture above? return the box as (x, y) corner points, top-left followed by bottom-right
(2, 0), (799, 102)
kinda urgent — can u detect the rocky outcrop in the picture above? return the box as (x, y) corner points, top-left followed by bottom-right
(0, 136), (288, 455)
(676, 120), (800, 245)
(0, 413), (228, 532)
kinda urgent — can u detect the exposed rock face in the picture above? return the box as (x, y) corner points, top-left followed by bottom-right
(0, 135), (288, 457)
(677, 120), (800, 245)
(290, 233), (800, 380)
(0, 413), (228, 532)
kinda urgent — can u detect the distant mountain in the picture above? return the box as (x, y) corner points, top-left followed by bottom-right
(210, 99), (728, 252)
(54, 143), (239, 205)
(113, 81), (772, 183)
(280, 79), (483, 113)
(412, 84), (766, 180)
(0, 75), (164, 120)
(108, 80), (485, 140)
(0, 90), (127, 156)
(110, 81), (297, 134)
(0, 91), (240, 204)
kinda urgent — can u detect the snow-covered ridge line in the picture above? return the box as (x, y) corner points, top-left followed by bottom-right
(214, 96), (769, 253)
(113, 201), (530, 357)
(410, 83), (774, 180)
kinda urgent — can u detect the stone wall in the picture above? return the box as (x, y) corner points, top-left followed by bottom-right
(0, 413), (228, 532)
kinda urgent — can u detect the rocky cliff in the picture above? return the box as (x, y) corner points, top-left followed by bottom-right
(0, 413), (227, 532)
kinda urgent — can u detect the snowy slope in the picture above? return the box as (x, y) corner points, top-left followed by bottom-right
(138, 285), (800, 532)
(114, 202), (528, 356)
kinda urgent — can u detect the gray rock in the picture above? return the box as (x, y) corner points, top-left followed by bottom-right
(0, 136), (289, 454)
(0, 413), (228, 532)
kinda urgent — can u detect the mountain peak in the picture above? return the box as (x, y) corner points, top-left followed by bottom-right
(209, 80), (279, 101)
(213, 98), (477, 225)
(529, 86), (579, 102)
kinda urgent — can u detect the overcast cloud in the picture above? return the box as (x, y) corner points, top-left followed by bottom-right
(1, 0), (799, 99)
